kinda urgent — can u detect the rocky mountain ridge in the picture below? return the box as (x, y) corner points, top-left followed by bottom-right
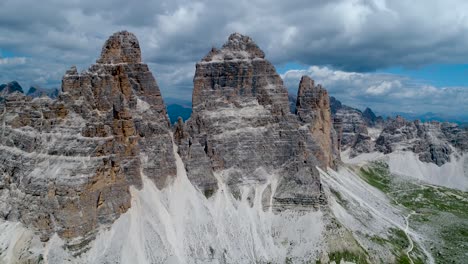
(0, 30), (466, 264)
(0, 81), (23, 96)
(174, 33), (337, 210)
(0, 31), (340, 261)
(0, 81), (59, 102)
(329, 97), (468, 166)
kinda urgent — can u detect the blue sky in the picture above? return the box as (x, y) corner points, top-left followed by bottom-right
(381, 64), (468, 87)
(1, 0), (467, 121)
(0, 49), (17, 58)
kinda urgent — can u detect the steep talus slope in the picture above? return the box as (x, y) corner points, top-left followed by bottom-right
(175, 33), (331, 210)
(0, 31), (176, 247)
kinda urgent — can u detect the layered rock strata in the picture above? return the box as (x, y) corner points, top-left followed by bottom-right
(0, 31), (176, 244)
(331, 96), (467, 166)
(175, 33), (329, 210)
(375, 116), (467, 166)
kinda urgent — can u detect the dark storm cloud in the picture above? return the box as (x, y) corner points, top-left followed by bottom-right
(1, 0), (468, 115)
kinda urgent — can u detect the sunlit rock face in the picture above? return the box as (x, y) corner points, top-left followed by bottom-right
(175, 33), (329, 210)
(295, 76), (339, 168)
(0, 31), (176, 244)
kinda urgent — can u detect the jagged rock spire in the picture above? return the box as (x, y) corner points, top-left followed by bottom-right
(97, 31), (142, 64)
(194, 32), (289, 115)
(295, 75), (337, 168)
(202, 33), (265, 61)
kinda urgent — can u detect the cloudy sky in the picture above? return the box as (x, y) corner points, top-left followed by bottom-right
(1, 0), (467, 119)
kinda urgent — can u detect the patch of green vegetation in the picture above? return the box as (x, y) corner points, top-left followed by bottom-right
(358, 162), (392, 193)
(328, 250), (369, 264)
(395, 186), (468, 218)
(367, 234), (387, 246)
(388, 228), (409, 250)
(330, 187), (349, 208)
(396, 254), (411, 264)
(356, 161), (468, 264)
(203, 188), (216, 198)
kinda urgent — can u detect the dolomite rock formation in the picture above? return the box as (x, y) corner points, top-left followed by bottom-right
(330, 97), (373, 157)
(362, 107), (384, 127)
(375, 116), (467, 166)
(295, 75), (338, 167)
(332, 101), (467, 166)
(175, 33), (328, 210)
(0, 31), (176, 246)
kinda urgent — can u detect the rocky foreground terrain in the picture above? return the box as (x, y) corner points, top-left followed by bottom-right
(0, 31), (466, 264)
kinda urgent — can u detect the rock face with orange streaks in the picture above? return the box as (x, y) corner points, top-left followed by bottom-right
(0, 31), (176, 249)
(295, 75), (339, 168)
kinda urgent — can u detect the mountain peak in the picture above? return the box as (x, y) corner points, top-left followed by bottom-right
(0, 81), (23, 95)
(97, 31), (141, 64)
(202, 33), (265, 61)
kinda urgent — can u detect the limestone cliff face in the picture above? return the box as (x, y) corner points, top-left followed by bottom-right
(331, 96), (467, 166)
(375, 116), (466, 166)
(0, 31), (176, 245)
(330, 96), (374, 157)
(175, 33), (327, 210)
(295, 76), (338, 168)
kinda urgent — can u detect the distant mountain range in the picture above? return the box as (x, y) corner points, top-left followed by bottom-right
(386, 111), (468, 125)
(0, 81), (59, 99)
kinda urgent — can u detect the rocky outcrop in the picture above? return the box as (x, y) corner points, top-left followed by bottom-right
(332, 98), (467, 166)
(332, 97), (466, 165)
(175, 33), (327, 210)
(374, 116), (465, 166)
(295, 76), (338, 167)
(330, 97), (372, 155)
(0, 31), (176, 246)
(362, 107), (384, 127)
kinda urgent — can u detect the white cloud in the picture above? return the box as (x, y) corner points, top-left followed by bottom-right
(0, 57), (26, 65)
